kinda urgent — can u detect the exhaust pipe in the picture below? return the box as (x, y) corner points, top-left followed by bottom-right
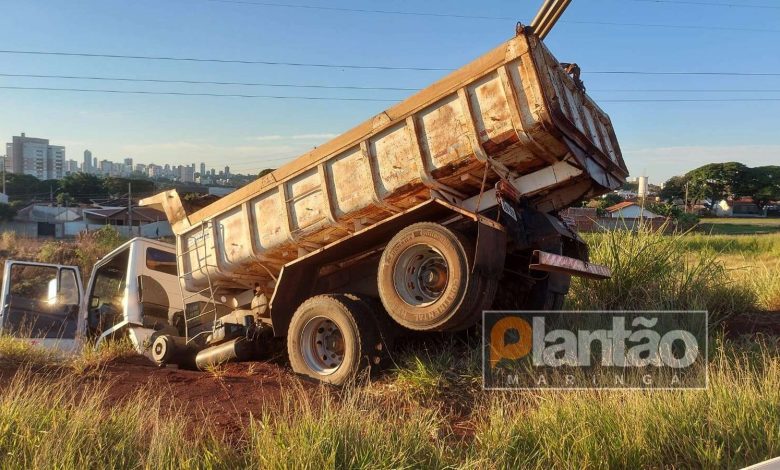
(195, 337), (254, 370)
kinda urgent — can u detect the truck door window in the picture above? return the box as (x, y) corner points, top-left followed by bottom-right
(5, 265), (79, 339)
(146, 247), (177, 276)
(87, 249), (129, 336)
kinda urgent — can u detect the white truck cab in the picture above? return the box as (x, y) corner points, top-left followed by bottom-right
(0, 237), (184, 359)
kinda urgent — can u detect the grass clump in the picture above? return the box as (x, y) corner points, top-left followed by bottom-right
(247, 389), (453, 469)
(0, 335), (62, 367)
(392, 338), (482, 405)
(70, 337), (138, 373)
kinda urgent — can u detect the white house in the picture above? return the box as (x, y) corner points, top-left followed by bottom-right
(605, 201), (662, 219)
(714, 198), (766, 217)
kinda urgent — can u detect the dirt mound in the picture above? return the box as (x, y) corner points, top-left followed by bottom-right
(0, 355), (318, 440)
(102, 357), (319, 437)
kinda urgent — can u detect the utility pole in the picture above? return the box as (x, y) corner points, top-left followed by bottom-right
(128, 182), (133, 237)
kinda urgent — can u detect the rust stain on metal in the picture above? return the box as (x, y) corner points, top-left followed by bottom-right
(530, 250), (611, 280)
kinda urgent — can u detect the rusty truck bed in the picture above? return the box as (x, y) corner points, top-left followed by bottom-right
(142, 28), (628, 293)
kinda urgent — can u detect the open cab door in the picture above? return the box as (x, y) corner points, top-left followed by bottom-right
(0, 261), (84, 353)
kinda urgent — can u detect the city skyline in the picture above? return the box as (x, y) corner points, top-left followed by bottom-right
(5, 132), (244, 184)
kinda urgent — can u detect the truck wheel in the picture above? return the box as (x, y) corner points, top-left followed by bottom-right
(287, 295), (379, 385)
(377, 222), (496, 332)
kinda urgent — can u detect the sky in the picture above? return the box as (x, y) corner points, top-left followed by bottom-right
(0, 0), (778, 184)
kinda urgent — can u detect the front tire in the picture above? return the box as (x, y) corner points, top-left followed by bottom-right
(287, 295), (379, 385)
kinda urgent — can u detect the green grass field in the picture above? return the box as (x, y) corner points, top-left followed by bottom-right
(0, 227), (777, 468)
(698, 217), (780, 235)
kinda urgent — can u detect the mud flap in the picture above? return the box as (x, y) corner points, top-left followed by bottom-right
(473, 221), (506, 281)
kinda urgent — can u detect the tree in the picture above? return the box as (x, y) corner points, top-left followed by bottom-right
(56, 192), (76, 207)
(4, 174), (48, 202)
(103, 177), (156, 197)
(258, 168), (275, 178)
(59, 173), (106, 203)
(585, 193), (624, 216)
(621, 181), (639, 192)
(660, 175), (689, 202)
(602, 193), (624, 208)
(743, 166), (780, 210)
(685, 162), (749, 210)
(0, 203), (18, 222)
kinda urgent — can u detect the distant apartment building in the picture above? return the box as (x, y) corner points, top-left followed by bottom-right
(147, 164), (162, 178)
(65, 159), (79, 175)
(99, 159), (114, 175)
(47, 146), (65, 179)
(5, 133), (66, 180)
(122, 157), (133, 175)
(83, 150), (92, 172)
(178, 164), (195, 183)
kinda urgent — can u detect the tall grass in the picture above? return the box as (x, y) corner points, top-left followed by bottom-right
(679, 233), (780, 259)
(569, 224), (760, 324)
(0, 370), (233, 469)
(0, 337), (777, 468)
(247, 389), (453, 469)
(470, 338), (780, 469)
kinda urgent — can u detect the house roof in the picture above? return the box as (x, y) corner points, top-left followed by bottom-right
(605, 201), (637, 212)
(83, 208), (125, 219)
(82, 206), (165, 221)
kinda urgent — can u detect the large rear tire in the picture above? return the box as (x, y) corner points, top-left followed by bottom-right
(287, 294), (380, 385)
(377, 222), (497, 332)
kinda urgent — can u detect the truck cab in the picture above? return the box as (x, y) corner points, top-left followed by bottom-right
(0, 237), (184, 358)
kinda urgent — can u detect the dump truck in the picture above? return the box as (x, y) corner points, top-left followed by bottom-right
(0, 20), (628, 384)
(141, 23), (628, 382)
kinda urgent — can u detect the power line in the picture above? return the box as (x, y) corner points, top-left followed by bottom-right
(3, 48), (780, 77)
(194, 0), (512, 20)
(0, 72), (419, 91)
(600, 98), (780, 102)
(586, 71), (780, 76)
(592, 89), (780, 92)
(192, 0), (780, 21)
(0, 49), (450, 72)
(2, 85), (779, 103)
(563, 19), (780, 33)
(0, 85), (400, 102)
(6, 73), (780, 93)
(629, 0), (780, 9)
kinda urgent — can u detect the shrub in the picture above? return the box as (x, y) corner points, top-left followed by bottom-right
(74, 227), (124, 277)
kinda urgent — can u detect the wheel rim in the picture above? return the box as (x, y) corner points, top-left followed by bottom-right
(300, 316), (345, 375)
(392, 244), (449, 307)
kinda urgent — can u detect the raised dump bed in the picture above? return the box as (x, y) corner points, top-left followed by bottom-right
(144, 27), (627, 296)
